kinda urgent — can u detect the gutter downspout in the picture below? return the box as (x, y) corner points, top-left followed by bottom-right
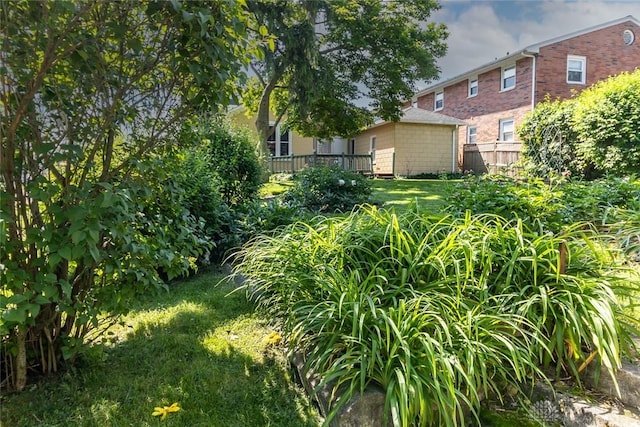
(521, 51), (537, 110)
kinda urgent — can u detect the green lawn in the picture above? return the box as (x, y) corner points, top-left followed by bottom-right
(260, 176), (459, 213)
(0, 270), (320, 427)
(370, 178), (459, 212)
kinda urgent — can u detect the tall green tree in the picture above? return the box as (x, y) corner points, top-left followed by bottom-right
(0, 0), (254, 391)
(243, 0), (448, 151)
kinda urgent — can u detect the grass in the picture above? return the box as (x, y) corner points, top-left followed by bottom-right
(0, 270), (320, 427)
(369, 178), (459, 212)
(260, 176), (459, 212)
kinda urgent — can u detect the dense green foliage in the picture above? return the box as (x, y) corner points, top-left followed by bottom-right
(243, 0), (448, 148)
(517, 98), (581, 177)
(0, 273), (320, 426)
(282, 165), (372, 212)
(182, 116), (265, 207)
(573, 70), (640, 176)
(447, 175), (640, 235)
(519, 70), (640, 178)
(0, 0), (255, 391)
(233, 207), (637, 426)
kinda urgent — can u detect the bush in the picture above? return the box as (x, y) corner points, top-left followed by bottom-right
(518, 97), (583, 178)
(170, 147), (237, 262)
(446, 174), (640, 233)
(282, 165), (372, 212)
(573, 70), (640, 176)
(519, 70), (640, 179)
(183, 116), (265, 207)
(232, 207), (636, 426)
(446, 175), (566, 232)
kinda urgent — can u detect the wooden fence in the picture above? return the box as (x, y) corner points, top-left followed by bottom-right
(462, 142), (523, 176)
(267, 153), (373, 175)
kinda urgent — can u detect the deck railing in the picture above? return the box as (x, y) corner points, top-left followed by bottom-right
(267, 153), (373, 175)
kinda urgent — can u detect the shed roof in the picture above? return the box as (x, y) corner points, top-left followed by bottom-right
(369, 107), (466, 130)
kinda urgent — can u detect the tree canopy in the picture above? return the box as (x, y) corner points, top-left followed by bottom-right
(242, 0), (448, 149)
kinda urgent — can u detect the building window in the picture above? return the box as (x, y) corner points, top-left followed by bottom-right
(567, 55), (586, 84)
(370, 136), (376, 164)
(467, 126), (477, 144)
(499, 118), (514, 142)
(468, 78), (478, 97)
(501, 65), (516, 91)
(434, 91), (444, 111)
(267, 123), (291, 156)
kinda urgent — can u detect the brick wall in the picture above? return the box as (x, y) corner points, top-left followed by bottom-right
(535, 21), (640, 101)
(416, 56), (534, 119)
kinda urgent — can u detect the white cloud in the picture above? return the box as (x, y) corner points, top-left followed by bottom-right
(426, 0), (640, 87)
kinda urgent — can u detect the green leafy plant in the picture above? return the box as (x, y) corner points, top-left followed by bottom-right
(447, 174), (640, 233)
(232, 207), (636, 426)
(0, 0), (255, 391)
(182, 116), (265, 207)
(519, 70), (640, 178)
(573, 70), (640, 176)
(282, 165), (372, 213)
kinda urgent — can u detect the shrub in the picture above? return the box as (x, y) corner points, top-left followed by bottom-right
(446, 175), (640, 233)
(519, 70), (640, 179)
(282, 165), (372, 212)
(446, 175), (566, 232)
(573, 70), (640, 176)
(169, 146), (235, 262)
(182, 116), (265, 207)
(232, 207), (636, 426)
(518, 97), (583, 178)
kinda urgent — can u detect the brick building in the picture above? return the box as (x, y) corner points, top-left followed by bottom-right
(410, 15), (640, 171)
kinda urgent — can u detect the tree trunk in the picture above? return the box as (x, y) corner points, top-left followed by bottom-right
(255, 77), (278, 157)
(14, 328), (27, 392)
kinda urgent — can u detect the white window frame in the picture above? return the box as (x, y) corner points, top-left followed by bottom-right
(370, 136), (377, 164)
(467, 126), (477, 144)
(501, 65), (516, 91)
(434, 91), (444, 111)
(468, 78), (478, 97)
(567, 55), (586, 84)
(499, 118), (515, 142)
(266, 122), (291, 156)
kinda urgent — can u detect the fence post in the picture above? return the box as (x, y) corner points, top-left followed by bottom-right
(370, 153), (374, 175)
(341, 152), (345, 169)
(291, 154), (295, 174)
(269, 157), (273, 174)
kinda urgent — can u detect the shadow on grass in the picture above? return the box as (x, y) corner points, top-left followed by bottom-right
(1, 274), (320, 427)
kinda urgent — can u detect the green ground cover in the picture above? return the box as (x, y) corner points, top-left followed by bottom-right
(260, 176), (458, 213)
(0, 271), (320, 427)
(370, 178), (458, 212)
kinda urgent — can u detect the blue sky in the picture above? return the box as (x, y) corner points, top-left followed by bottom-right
(424, 0), (640, 86)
